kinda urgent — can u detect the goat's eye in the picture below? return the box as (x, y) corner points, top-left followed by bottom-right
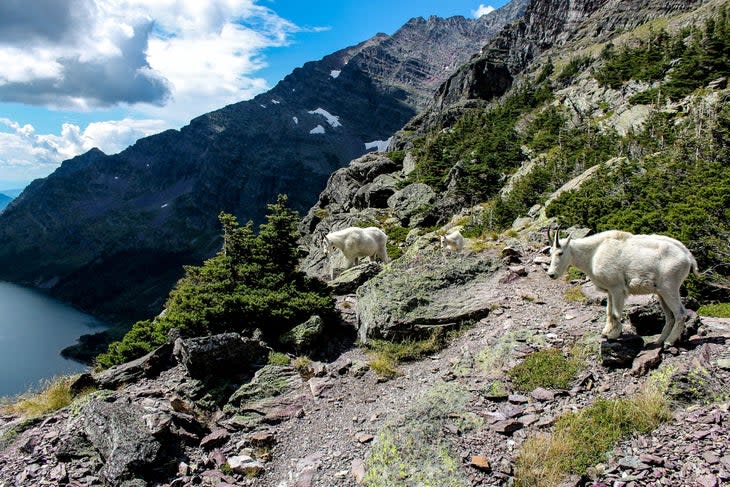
(556, 251), (563, 256)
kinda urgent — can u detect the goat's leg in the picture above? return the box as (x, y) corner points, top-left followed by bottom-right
(602, 289), (624, 339)
(661, 290), (686, 346)
(653, 294), (675, 345)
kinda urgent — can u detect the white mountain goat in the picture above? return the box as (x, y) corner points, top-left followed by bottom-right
(440, 229), (465, 252)
(546, 227), (699, 346)
(324, 226), (389, 279)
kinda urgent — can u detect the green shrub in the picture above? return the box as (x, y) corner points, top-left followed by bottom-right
(267, 351), (290, 366)
(508, 348), (580, 392)
(97, 195), (334, 368)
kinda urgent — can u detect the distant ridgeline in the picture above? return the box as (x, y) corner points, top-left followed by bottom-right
(0, 3), (528, 325)
(0, 193), (12, 211)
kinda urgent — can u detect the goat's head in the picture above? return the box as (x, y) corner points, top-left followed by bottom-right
(439, 235), (446, 248)
(322, 235), (336, 256)
(546, 225), (572, 279)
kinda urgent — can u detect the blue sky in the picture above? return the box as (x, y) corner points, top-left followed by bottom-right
(0, 0), (507, 189)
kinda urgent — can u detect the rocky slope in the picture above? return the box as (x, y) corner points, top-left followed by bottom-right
(0, 2), (528, 323)
(1, 235), (728, 486)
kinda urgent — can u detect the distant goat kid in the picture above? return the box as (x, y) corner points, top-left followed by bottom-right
(440, 230), (465, 252)
(546, 228), (698, 346)
(324, 226), (389, 279)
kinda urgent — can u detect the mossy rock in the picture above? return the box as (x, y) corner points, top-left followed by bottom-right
(357, 245), (500, 342)
(279, 315), (324, 353)
(225, 365), (302, 412)
(667, 364), (729, 405)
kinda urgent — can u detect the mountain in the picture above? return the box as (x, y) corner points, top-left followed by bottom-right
(0, 193), (11, 211)
(0, 2), (528, 323)
(2, 1), (729, 486)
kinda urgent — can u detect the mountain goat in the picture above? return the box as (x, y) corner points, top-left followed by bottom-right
(324, 226), (389, 279)
(440, 229), (464, 252)
(546, 228), (698, 346)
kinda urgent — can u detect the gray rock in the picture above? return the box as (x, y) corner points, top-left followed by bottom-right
(356, 246), (500, 341)
(530, 387), (555, 401)
(600, 335), (644, 368)
(354, 173), (399, 209)
(630, 347), (662, 377)
(93, 342), (173, 389)
(280, 315), (325, 353)
(328, 262), (382, 294)
(173, 333), (268, 379)
(226, 365), (304, 411)
(387, 183), (436, 226)
(81, 397), (161, 483)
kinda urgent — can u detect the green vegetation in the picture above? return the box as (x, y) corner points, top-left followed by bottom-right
(508, 348), (580, 392)
(365, 327), (463, 379)
(556, 55), (592, 84)
(363, 382), (473, 486)
(595, 11), (730, 102)
(564, 286), (588, 303)
(267, 351), (290, 366)
(698, 302), (730, 317)
(97, 195), (333, 368)
(515, 384), (672, 486)
(1, 376), (79, 418)
(408, 84), (553, 205)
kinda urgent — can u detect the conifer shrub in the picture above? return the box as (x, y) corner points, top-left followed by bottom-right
(97, 195), (334, 369)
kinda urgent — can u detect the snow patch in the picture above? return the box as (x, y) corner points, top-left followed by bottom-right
(309, 125), (325, 134)
(271, 99), (280, 104)
(365, 138), (392, 152)
(260, 104), (267, 108)
(161, 203), (168, 208)
(330, 70), (341, 79)
(293, 116), (298, 125)
(308, 108), (341, 128)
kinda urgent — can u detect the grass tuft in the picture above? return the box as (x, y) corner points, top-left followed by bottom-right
(1, 376), (77, 418)
(364, 327), (464, 379)
(508, 348), (580, 392)
(267, 351), (290, 366)
(515, 385), (672, 486)
(697, 302), (730, 318)
(564, 285), (588, 303)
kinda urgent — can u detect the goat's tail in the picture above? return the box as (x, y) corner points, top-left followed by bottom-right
(690, 254), (700, 276)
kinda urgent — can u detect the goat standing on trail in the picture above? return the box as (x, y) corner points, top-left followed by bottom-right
(546, 227), (699, 346)
(324, 226), (389, 279)
(440, 229), (465, 253)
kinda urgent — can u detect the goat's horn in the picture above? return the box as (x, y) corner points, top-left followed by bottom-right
(547, 225), (553, 244)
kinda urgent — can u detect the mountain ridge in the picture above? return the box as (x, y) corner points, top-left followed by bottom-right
(0, 3), (528, 322)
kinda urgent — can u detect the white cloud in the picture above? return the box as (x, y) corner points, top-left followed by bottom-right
(473, 4), (496, 18)
(0, 117), (167, 181)
(0, 1), (302, 124)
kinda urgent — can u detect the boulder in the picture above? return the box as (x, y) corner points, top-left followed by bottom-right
(279, 315), (325, 353)
(173, 333), (269, 379)
(353, 174), (399, 209)
(387, 183), (436, 226)
(600, 335), (645, 367)
(93, 342), (173, 389)
(226, 365), (304, 411)
(328, 262), (382, 294)
(81, 397), (162, 483)
(357, 245), (500, 341)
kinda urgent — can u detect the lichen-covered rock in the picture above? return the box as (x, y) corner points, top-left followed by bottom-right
(226, 365), (304, 411)
(387, 183), (437, 226)
(279, 315), (325, 353)
(81, 397), (162, 483)
(93, 342), (173, 389)
(173, 333), (269, 379)
(356, 244), (500, 341)
(328, 262), (382, 294)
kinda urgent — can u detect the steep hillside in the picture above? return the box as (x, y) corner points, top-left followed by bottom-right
(0, 193), (11, 211)
(0, 3), (528, 323)
(2, 1), (730, 486)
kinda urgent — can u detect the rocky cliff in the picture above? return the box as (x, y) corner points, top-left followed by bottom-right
(0, 2), (528, 323)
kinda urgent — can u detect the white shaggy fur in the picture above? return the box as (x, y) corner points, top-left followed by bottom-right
(440, 230), (464, 252)
(324, 226), (389, 279)
(547, 229), (699, 346)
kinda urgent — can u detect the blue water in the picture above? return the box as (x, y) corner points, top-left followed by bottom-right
(0, 281), (109, 398)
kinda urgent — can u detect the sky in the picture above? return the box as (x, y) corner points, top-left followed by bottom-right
(0, 0), (508, 189)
